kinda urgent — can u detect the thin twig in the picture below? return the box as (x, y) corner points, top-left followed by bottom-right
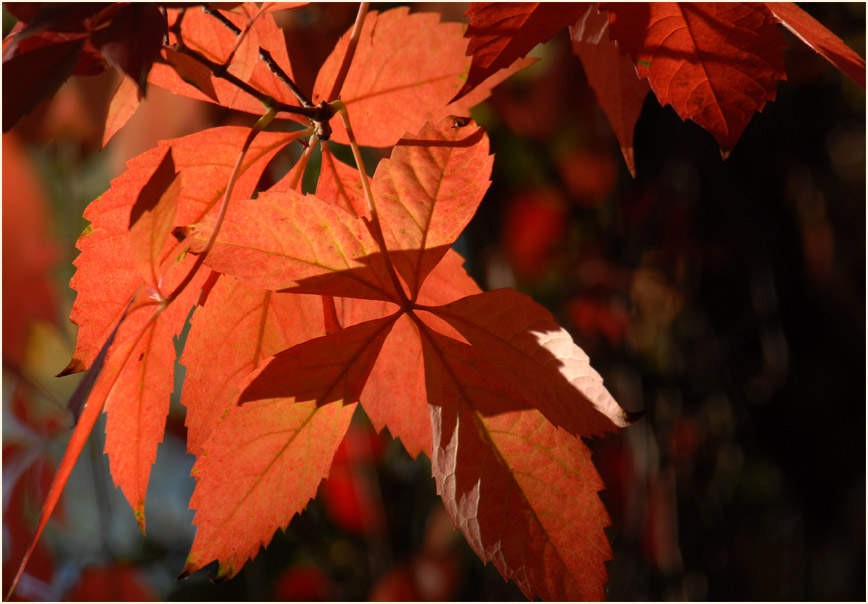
(203, 6), (241, 35)
(327, 2), (369, 100)
(169, 44), (322, 119)
(260, 48), (314, 107)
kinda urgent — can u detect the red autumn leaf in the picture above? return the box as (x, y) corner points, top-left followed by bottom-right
(372, 117), (492, 298)
(185, 190), (402, 301)
(91, 3), (166, 97)
(102, 75), (142, 148)
(453, 2), (589, 102)
(127, 147), (180, 286)
(57, 126), (294, 529)
(765, 2), (866, 89)
(338, 250), (481, 460)
(605, 2), (787, 155)
(431, 288), (631, 437)
(316, 144), (367, 218)
(182, 316), (397, 578)
(182, 397), (354, 581)
(312, 7), (531, 147)
(420, 327), (612, 601)
(570, 4), (650, 176)
(65, 127), (293, 373)
(180, 276), (324, 456)
(149, 3), (303, 119)
(2, 35), (85, 131)
(194, 115), (626, 596)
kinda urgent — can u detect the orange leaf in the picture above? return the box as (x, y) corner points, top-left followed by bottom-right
(570, 4), (650, 176)
(127, 146), (180, 286)
(316, 145), (367, 218)
(102, 75), (142, 148)
(453, 2), (589, 102)
(182, 315), (399, 579)
(66, 126), (293, 373)
(182, 398), (356, 580)
(372, 117), (492, 298)
(313, 8), (529, 147)
(88, 256), (206, 529)
(605, 2), (787, 155)
(429, 288), (630, 438)
(186, 190), (402, 301)
(237, 313), (398, 407)
(766, 2), (866, 88)
(345, 249), (481, 459)
(180, 276), (324, 456)
(149, 3), (303, 119)
(421, 327), (611, 601)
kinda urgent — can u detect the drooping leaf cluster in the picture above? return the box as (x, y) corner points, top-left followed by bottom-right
(5, 2), (863, 601)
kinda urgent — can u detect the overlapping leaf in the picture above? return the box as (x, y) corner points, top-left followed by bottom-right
(148, 3), (304, 119)
(180, 277), (324, 456)
(66, 127), (295, 372)
(372, 118), (492, 298)
(765, 2), (866, 88)
(421, 328), (611, 601)
(570, 4), (650, 176)
(184, 190), (402, 301)
(605, 2), (787, 155)
(453, 2), (589, 102)
(61, 126), (295, 525)
(312, 7), (532, 147)
(182, 315), (402, 579)
(182, 398), (357, 581)
(181, 117), (627, 594)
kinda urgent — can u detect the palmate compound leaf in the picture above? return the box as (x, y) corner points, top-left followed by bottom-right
(62, 126), (295, 525)
(569, 4), (651, 177)
(604, 2), (787, 156)
(312, 7), (534, 148)
(66, 126), (297, 372)
(182, 118), (628, 596)
(337, 249), (483, 460)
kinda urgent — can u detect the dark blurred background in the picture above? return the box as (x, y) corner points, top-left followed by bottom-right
(3, 3), (865, 601)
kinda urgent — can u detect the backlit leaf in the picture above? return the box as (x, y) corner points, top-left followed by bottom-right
(182, 398), (356, 580)
(422, 328), (610, 601)
(454, 2), (589, 102)
(149, 3), (303, 119)
(127, 147), (180, 286)
(180, 276), (323, 456)
(185, 190), (402, 302)
(313, 8), (530, 147)
(430, 288), (630, 437)
(570, 4), (650, 176)
(605, 2), (787, 155)
(766, 2), (866, 88)
(372, 117), (492, 297)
